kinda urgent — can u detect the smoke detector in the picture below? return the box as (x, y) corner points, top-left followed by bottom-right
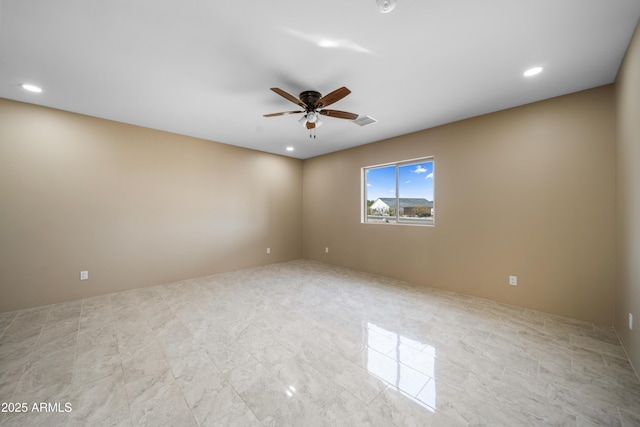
(377, 0), (397, 13)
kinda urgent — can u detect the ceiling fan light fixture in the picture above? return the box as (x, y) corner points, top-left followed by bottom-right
(377, 0), (397, 13)
(307, 111), (318, 123)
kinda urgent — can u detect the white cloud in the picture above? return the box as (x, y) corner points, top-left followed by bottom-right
(413, 165), (427, 174)
(425, 172), (433, 179)
(405, 180), (411, 184)
(367, 183), (373, 187)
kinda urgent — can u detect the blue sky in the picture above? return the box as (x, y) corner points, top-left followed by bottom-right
(366, 161), (434, 201)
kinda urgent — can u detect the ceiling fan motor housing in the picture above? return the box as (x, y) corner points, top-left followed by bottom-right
(299, 91), (322, 110)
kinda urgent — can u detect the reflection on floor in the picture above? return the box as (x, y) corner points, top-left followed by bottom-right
(1, 260), (639, 426)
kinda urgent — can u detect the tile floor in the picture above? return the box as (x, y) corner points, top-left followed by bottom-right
(1, 260), (639, 426)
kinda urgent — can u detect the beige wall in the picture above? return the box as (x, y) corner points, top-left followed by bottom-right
(0, 83), (622, 329)
(0, 99), (302, 312)
(615, 19), (640, 375)
(303, 86), (616, 325)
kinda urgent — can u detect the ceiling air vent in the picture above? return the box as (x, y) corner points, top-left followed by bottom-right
(352, 115), (378, 126)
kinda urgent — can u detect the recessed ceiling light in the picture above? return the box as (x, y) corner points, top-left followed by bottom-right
(318, 39), (338, 48)
(286, 147), (294, 152)
(523, 67), (543, 77)
(21, 83), (42, 93)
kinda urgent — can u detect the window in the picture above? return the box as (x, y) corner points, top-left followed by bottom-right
(363, 157), (434, 225)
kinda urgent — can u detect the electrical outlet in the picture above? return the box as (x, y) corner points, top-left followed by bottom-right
(80, 271), (88, 281)
(630, 313), (633, 330)
(325, 247), (329, 253)
(509, 276), (517, 286)
(266, 247), (270, 254)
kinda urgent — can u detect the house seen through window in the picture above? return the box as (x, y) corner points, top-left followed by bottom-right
(363, 157), (434, 225)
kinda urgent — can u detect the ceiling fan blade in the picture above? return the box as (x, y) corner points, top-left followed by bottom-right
(318, 109), (359, 120)
(270, 88), (307, 108)
(306, 121), (316, 129)
(315, 87), (351, 108)
(263, 110), (304, 117)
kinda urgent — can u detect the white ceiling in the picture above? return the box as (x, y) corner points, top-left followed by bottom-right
(1, 1), (639, 159)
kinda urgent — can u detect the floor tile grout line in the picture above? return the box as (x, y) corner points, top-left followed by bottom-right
(68, 299), (84, 391)
(0, 312), (19, 342)
(613, 326), (640, 383)
(109, 293), (135, 426)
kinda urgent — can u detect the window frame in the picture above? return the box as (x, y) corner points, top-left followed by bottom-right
(361, 156), (435, 226)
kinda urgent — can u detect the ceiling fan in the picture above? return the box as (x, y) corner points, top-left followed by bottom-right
(263, 87), (359, 137)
